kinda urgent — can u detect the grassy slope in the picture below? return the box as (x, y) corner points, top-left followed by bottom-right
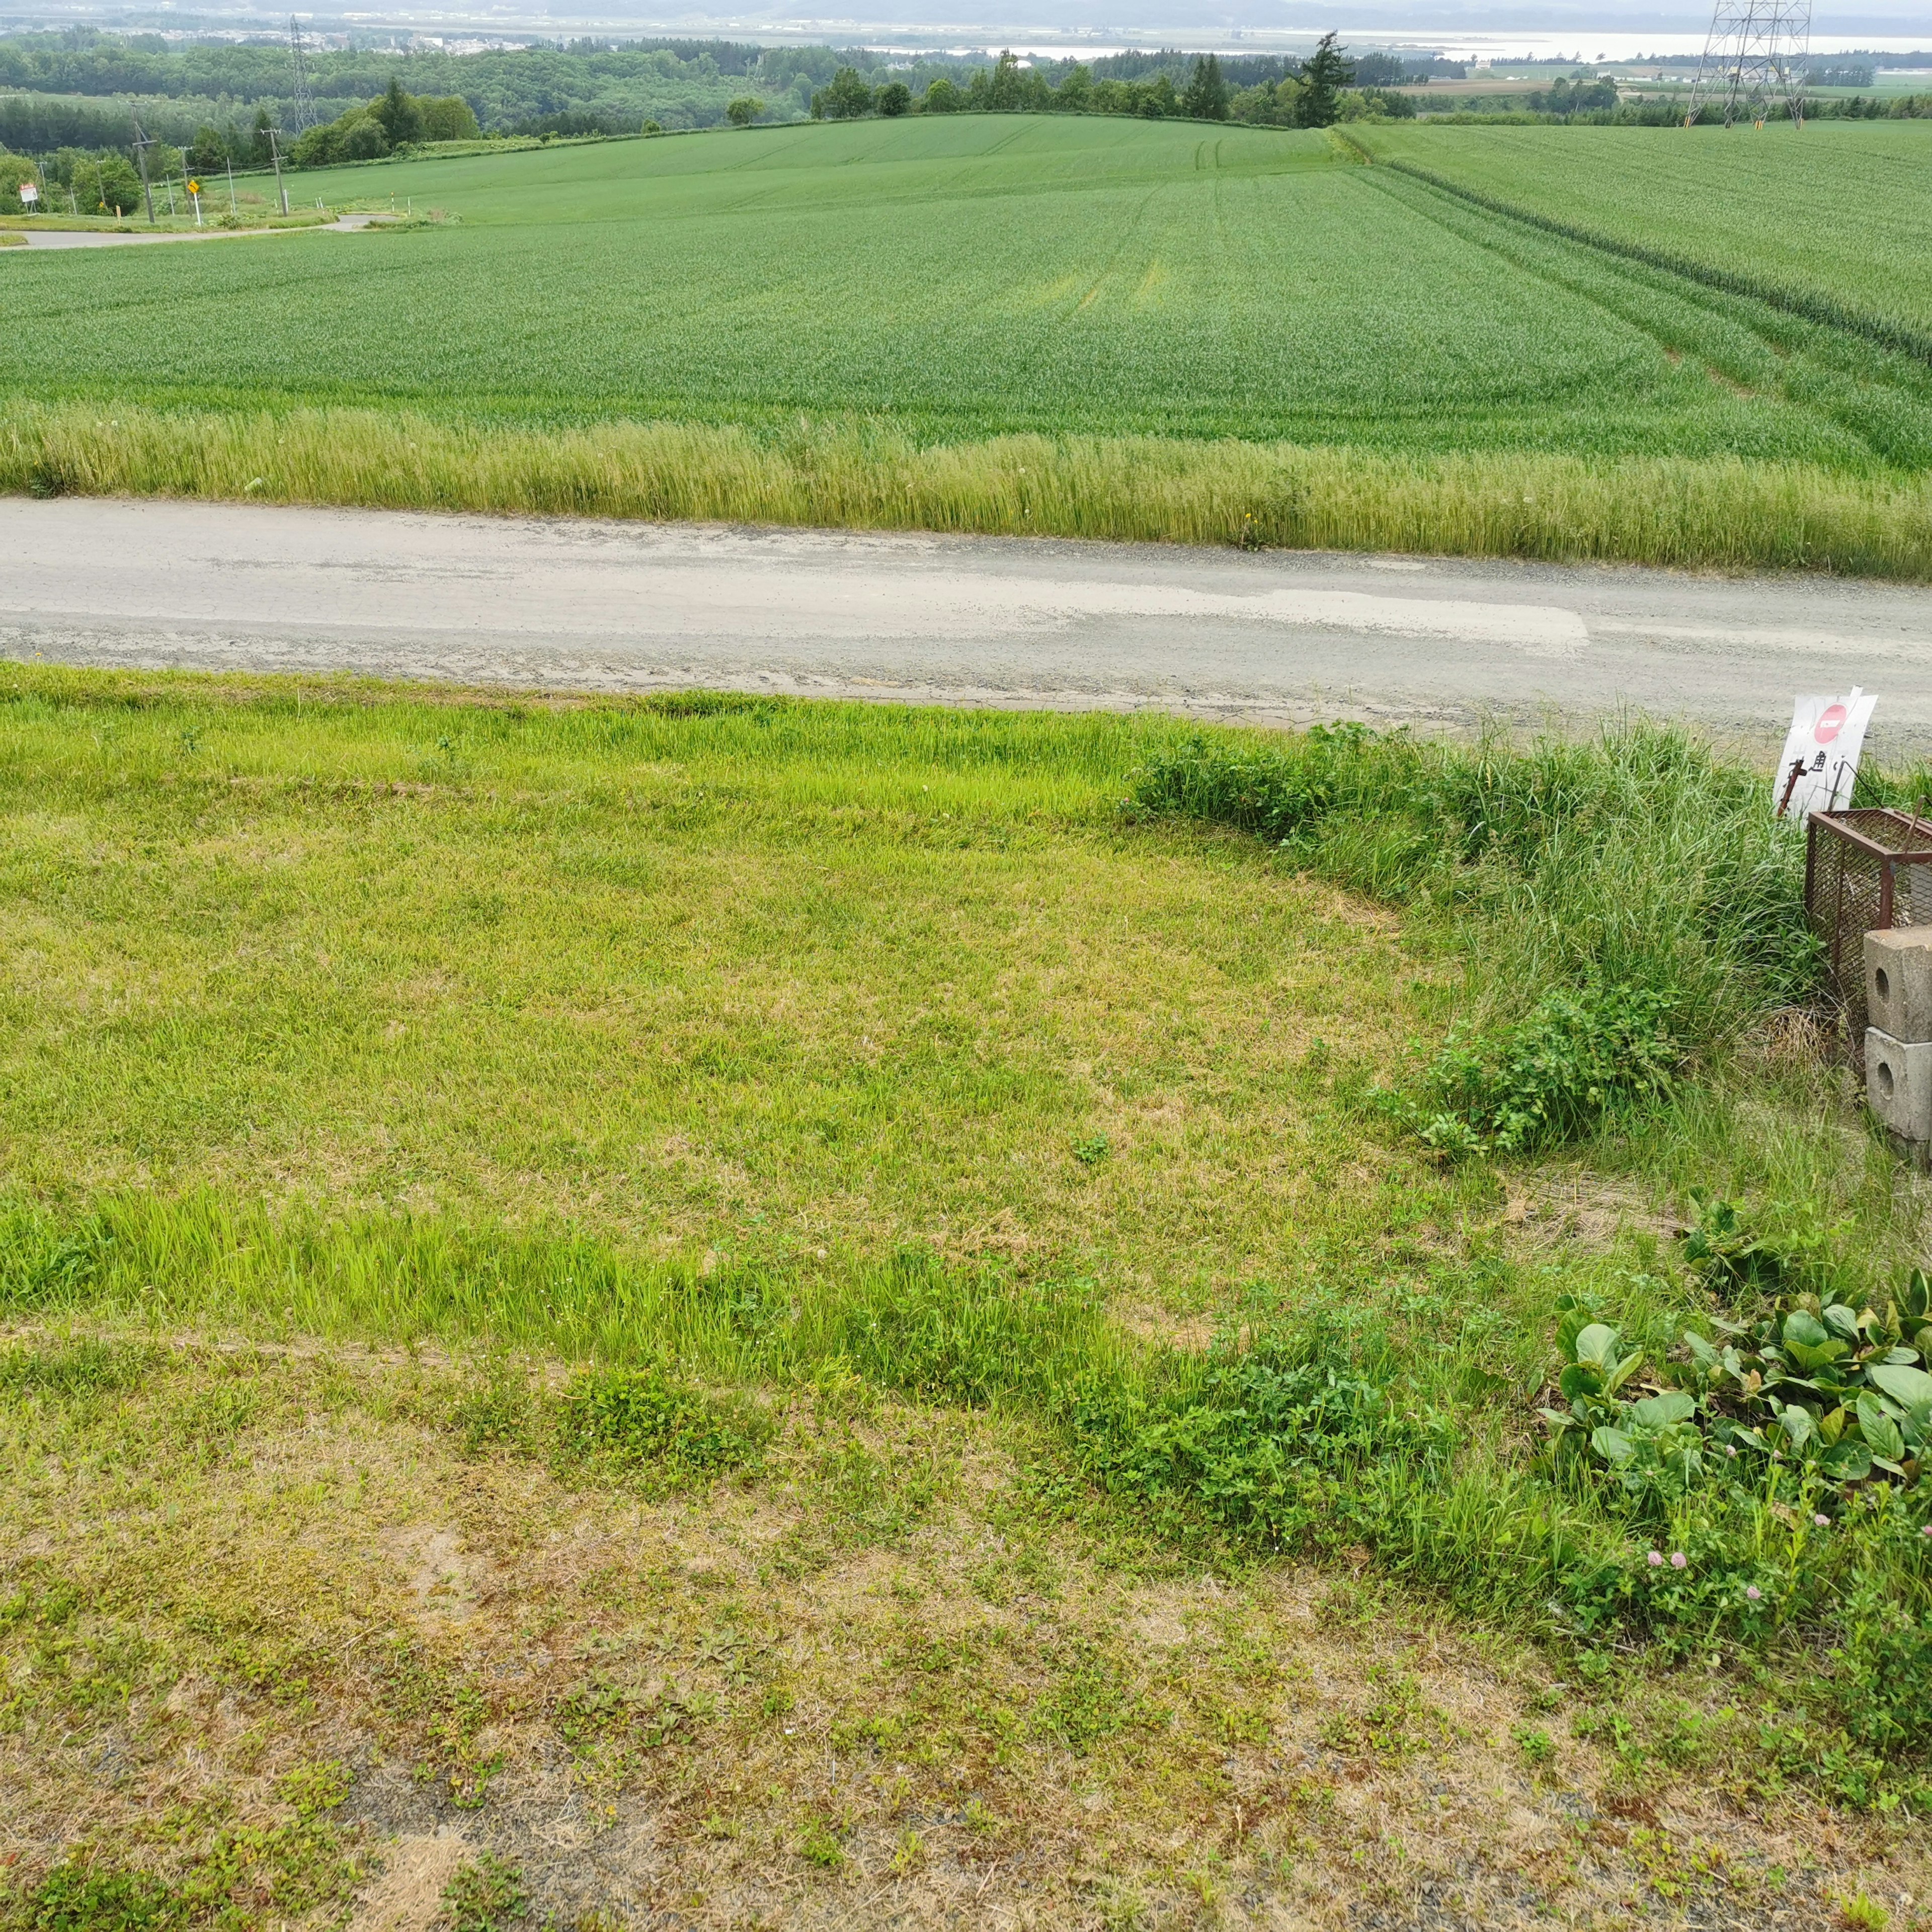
(3, 1333), (1917, 1929)
(0, 673), (1446, 1308)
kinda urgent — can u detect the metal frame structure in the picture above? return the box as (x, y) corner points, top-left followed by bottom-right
(1687, 0), (1813, 126)
(287, 16), (320, 135)
(1806, 808), (1932, 1062)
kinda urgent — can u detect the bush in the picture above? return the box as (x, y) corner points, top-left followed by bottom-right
(1402, 983), (1680, 1155)
(70, 155), (142, 216)
(0, 153), (41, 214)
(1073, 1338), (1450, 1548)
(291, 82), (476, 166)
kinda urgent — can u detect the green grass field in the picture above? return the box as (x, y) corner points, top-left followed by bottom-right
(6, 669), (1932, 1920)
(1355, 120), (1932, 346)
(5, 115), (1932, 571)
(9, 116), (1926, 457)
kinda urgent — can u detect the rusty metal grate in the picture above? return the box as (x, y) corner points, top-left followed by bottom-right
(1806, 808), (1932, 1062)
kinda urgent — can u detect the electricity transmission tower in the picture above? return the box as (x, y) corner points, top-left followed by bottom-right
(286, 16), (320, 134)
(1686, 0), (1812, 126)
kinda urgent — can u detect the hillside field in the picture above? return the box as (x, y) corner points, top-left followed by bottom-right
(5, 114), (1932, 572)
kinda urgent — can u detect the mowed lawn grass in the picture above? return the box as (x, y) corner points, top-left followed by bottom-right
(0, 670), (1452, 1316)
(2, 114), (1924, 467)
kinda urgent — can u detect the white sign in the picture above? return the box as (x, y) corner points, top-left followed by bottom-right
(1775, 687), (1877, 821)
(18, 182), (37, 207)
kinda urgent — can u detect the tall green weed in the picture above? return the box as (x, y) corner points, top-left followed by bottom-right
(1131, 721), (1816, 1142)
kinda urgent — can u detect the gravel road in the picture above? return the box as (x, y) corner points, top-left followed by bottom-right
(4, 214), (375, 248)
(11, 498), (1932, 748)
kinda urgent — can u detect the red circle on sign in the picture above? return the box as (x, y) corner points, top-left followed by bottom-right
(1815, 703), (1849, 744)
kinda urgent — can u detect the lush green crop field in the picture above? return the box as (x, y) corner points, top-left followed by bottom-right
(1353, 120), (1932, 345)
(5, 114), (1932, 569)
(3, 115), (1925, 462)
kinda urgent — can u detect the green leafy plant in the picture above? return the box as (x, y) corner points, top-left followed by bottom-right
(1680, 1192), (1841, 1301)
(6, 1863), (184, 1931)
(1541, 1312), (1704, 1499)
(1684, 1279), (1932, 1486)
(554, 1362), (771, 1486)
(1403, 983), (1680, 1156)
(438, 1855), (527, 1932)
(1545, 1273), (1932, 1502)
(797, 1818), (847, 1870)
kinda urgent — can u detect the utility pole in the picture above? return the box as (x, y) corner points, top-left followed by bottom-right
(129, 106), (158, 224)
(226, 156), (237, 215)
(267, 124), (289, 214)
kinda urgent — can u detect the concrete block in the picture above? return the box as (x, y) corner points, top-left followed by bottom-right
(1868, 926), (1932, 1042)
(1866, 1028), (1932, 1142)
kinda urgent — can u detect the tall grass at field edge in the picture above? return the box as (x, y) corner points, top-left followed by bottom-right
(9, 400), (1932, 577)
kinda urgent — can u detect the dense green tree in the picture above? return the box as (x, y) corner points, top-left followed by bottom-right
(343, 117), (387, 159)
(923, 76), (960, 111)
(186, 122), (227, 172)
(1298, 32), (1353, 127)
(419, 95), (479, 140)
(74, 152), (140, 213)
(1181, 53), (1230, 119)
(0, 151), (40, 211)
(811, 66), (873, 119)
(875, 80), (911, 116)
(1136, 73), (1178, 117)
(967, 49), (1025, 110)
(1055, 63), (1092, 110)
(370, 75), (426, 145)
(726, 94), (764, 125)
(1337, 86), (1416, 119)
(1230, 77), (1302, 125)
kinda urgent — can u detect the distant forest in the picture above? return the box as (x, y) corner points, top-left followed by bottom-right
(2, 27), (1922, 164)
(0, 28), (1456, 152)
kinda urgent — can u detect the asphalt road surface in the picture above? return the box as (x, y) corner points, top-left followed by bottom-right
(11, 498), (1932, 749)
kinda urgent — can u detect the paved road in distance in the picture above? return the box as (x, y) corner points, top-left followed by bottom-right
(10, 498), (1932, 750)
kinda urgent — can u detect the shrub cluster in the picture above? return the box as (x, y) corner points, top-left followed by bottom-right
(289, 77), (477, 166)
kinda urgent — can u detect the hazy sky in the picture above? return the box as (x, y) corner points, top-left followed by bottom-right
(4, 0), (1925, 47)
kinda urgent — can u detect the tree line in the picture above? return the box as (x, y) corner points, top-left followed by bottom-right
(793, 39), (1384, 129)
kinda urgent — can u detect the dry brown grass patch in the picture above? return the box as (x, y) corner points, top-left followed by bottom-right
(0, 1327), (1918, 1929)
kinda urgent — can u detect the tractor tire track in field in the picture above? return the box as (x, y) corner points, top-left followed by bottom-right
(1352, 165), (1932, 472)
(1336, 131), (1932, 368)
(11, 498), (1932, 746)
